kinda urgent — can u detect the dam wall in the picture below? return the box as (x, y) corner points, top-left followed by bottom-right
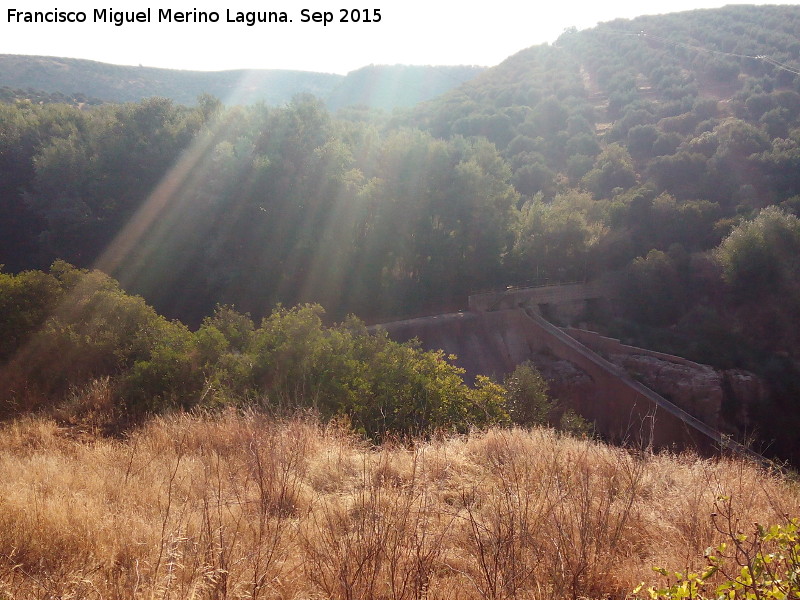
(520, 310), (720, 452)
(376, 307), (761, 458)
(565, 328), (705, 369)
(375, 309), (550, 382)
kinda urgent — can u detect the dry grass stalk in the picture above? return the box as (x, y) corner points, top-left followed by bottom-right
(0, 410), (796, 599)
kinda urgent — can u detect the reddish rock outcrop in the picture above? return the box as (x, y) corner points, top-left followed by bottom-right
(607, 354), (724, 429)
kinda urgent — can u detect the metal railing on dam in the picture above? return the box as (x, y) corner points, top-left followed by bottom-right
(468, 279), (614, 312)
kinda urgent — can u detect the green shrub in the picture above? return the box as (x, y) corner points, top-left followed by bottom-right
(637, 497), (800, 600)
(504, 361), (552, 426)
(1, 269), (510, 438)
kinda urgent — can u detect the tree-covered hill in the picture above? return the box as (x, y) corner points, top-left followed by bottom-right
(0, 55), (484, 109)
(325, 64), (486, 111)
(3, 5), (800, 459)
(410, 4), (800, 207)
(0, 54), (342, 105)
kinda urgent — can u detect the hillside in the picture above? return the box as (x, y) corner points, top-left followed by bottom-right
(0, 54), (342, 105)
(326, 64), (486, 111)
(0, 54), (484, 108)
(412, 4), (800, 204)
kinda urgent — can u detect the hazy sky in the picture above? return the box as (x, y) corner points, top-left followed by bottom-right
(1, 1), (794, 74)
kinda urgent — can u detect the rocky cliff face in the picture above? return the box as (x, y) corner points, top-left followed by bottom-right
(609, 354), (724, 428)
(606, 354), (768, 434)
(529, 352), (594, 404)
(529, 348), (767, 435)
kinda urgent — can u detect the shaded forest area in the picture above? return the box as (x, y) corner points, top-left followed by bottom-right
(3, 5), (800, 459)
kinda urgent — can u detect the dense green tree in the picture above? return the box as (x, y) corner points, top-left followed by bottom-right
(754, 137), (800, 200)
(620, 249), (686, 326)
(581, 144), (637, 199)
(715, 206), (800, 301)
(627, 124), (658, 159)
(513, 161), (556, 197)
(647, 152), (709, 198)
(0, 262), (184, 412)
(510, 192), (607, 283)
(652, 132), (683, 156)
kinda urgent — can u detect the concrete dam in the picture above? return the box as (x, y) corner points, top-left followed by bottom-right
(375, 282), (763, 459)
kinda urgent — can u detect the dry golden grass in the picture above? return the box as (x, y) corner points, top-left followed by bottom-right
(0, 409), (797, 599)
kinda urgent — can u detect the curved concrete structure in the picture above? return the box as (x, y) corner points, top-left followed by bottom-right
(374, 285), (767, 462)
